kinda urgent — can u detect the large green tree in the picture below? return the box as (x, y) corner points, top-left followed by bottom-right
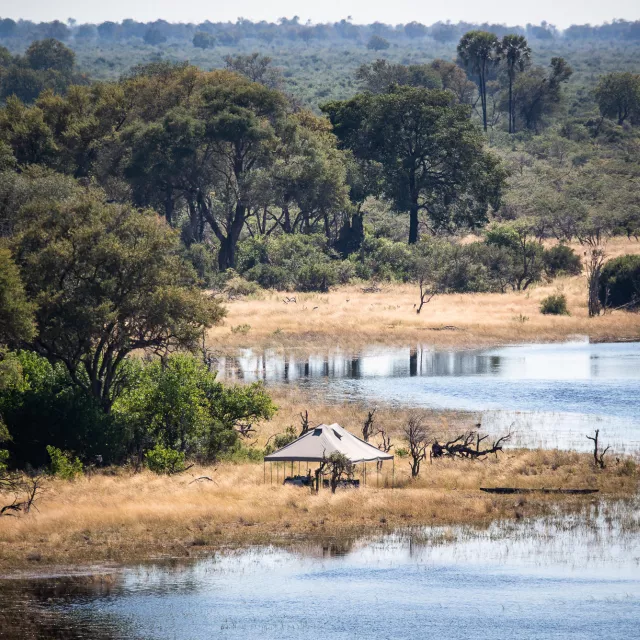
(594, 72), (640, 125)
(11, 192), (224, 411)
(322, 87), (506, 244)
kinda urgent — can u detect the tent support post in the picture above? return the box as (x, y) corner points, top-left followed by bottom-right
(270, 462), (273, 485)
(392, 458), (395, 488)
(263, 460), (265, 485)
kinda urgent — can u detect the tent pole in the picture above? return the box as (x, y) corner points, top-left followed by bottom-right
(263, 460), (266, 485)
(270, 462), (273, 485)
(392, 458), (395, 489)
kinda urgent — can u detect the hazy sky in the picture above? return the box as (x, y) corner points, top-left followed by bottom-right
(1, 0), (638, 29)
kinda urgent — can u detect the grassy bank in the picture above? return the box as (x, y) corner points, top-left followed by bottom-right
(208, 237), (640, 353)
(1, 447), (637, 573)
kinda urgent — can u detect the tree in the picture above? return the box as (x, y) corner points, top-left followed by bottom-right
(144, 28), (167, 46)
(457, 31), (500, 131)
(193, 31), (216, 50)
(224, 53), (283, 90)
(498, 35), (531, 133)
(115, 353), (275, 460)
(511, 58), (573, 132)
(0, 248), (35, 345)
(404, 22), (427, 39)
(599, 255), (640, 310)
(355, 60), (442, 94)
(595, 72), (640, 125)
(25, 39), (75, 74)
(323, 87), (506, 244)
(12, 193), (224, 411)
(404, 415), (429, 478)
(367, 35), (390, 51)
(485, 220), (544, 290)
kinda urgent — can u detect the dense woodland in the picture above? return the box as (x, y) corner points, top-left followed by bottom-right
(0, 18), (640, 479)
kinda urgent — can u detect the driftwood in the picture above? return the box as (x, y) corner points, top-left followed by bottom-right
(481, 487), (599, 495)
(432, 430), (511, 461)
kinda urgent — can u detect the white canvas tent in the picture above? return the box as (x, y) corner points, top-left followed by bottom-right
(264, 423), (394, 463)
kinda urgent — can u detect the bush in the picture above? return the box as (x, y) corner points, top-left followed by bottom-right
(46, 445), (83, 479)
(0, 448), (8, 473)
(0, 352), (125, 468)
(599, 254), (640, 310)
(239, 234), (346, 292)
(540, 293), (570, 315)
(543, 245), (582, 278)
(145, 444), (186, 474)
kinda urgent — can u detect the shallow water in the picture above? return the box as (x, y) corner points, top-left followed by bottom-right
(2, 503), (639, 640)
(218, 340), (640, 452)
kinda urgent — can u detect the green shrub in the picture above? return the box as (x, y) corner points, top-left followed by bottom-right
(145, 444), (186, 474)
(231, 324), (251, 334)
(0, 448), (9, 473)
(395, 447), (409, 458)
(540, 293), (570, 315)
(599, 254), (640, 310)
(543, 245), (582, 278)
(46, 445), (83, 479)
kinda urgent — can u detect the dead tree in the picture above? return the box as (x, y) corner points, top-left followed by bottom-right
(362, 409), (377, 442)
(376, 427), (393, 471)
(585, 247), (606, 317)
(0, 474), (44, 517)
(431, 430), (511, 461)
(404, 416), (430, 477)
(416, 276), (438, 315)
(299, 410), (311, 436)
(586, 429), (610, 469)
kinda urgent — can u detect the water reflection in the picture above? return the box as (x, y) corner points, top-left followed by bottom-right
(2, 502), (639, 640)
(217, 342), (640, 452)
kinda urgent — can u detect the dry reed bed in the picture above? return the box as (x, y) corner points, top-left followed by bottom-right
(208, 238), (640, 352)
(1, 449), (636, 573)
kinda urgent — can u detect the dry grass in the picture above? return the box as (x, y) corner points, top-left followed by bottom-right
(1, 443), (636, 573)
(208, 237), (640, 352)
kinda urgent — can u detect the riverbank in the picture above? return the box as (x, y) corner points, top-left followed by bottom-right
(1, 448), (637, 574)
(207, 238), (640, 353)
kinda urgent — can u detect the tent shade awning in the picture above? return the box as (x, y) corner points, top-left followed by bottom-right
(264, 423), (394, 463)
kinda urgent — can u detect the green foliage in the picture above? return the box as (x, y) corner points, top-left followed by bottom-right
(595, 72), (640, 125)
(323, 86), (506, 243)
(46, 445), (83, 479)
(240, 234), (348, 292)
(145, 444), (186, 474)
(543, 245), (582, 278)
(114, 353), (276, 460)
(540, 293), (570, 315)
(367, 35), (390, 51)
(0, 247), (35, 346)
(193, 32), (216, 50)
(0, 448), (8, 473)
(0, 351), (123, 468)
(12, 193), (224, 410)
(599, 254), (640, 310)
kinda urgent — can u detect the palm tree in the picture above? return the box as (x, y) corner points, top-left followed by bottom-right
(498, 35), (531, 133)
(457, 30), (499, 132)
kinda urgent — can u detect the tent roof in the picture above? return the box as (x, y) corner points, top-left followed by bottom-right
(264, 423), (394, 463)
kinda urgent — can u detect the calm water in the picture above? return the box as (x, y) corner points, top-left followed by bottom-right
(2, 503), (639, 640)
(218, 341), (640, 452)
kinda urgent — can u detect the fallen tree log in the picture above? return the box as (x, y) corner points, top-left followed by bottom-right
(480, 487), (599, 495)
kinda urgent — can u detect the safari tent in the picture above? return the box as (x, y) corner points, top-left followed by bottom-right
(264, 423), (394, 487)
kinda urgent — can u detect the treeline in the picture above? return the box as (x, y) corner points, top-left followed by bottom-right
(2, 17), (640, 49)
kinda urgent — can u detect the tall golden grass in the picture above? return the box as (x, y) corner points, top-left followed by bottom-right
(208, 237), (640, 352)
(1, 442), (636, 572)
